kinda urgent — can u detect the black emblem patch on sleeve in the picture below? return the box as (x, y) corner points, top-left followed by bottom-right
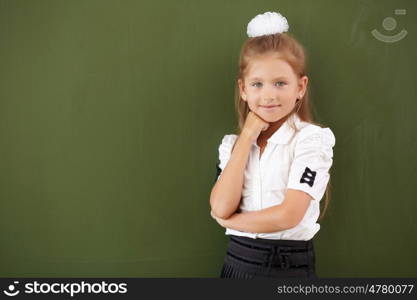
(300, 167), (316, 187)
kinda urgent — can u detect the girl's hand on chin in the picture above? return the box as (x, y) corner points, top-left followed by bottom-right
(241, 111), (270, 143)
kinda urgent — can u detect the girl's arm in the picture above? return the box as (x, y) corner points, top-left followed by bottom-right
(209, 134), (252, 219)
(211, 189), (312, 233)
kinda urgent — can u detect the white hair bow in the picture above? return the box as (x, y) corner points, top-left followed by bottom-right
(247, 11), (289, 37)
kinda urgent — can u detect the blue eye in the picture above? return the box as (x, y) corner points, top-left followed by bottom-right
(251, 81), (286, 87)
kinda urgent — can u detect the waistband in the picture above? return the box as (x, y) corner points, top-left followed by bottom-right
(229, 235), (314, 250)
(226, 235), (314, 270)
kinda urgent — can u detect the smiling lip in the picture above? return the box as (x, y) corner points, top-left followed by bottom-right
(260, 105), (281, 109)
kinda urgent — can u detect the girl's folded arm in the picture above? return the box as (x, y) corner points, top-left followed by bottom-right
(209, 134), (252, 219)
(214, 189), (312, 233)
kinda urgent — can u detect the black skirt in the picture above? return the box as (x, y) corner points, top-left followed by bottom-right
(220, 235), (317, 279)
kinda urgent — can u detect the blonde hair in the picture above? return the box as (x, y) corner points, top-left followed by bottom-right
(233, 32), (332, 221)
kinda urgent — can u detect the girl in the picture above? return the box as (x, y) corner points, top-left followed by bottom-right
(209, 11), (336, 278)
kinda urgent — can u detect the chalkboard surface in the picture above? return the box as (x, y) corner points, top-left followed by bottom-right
(0, 0), (416, 277)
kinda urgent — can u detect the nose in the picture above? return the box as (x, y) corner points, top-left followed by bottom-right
(262, 85), (278, 102)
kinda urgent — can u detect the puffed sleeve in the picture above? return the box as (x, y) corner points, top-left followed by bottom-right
(286, 127), (336, 201)
(214, 134), (238, 182)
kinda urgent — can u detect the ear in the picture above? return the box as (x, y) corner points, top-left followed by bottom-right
(238, 78), (247, 101)
(297, 75), (308, 98)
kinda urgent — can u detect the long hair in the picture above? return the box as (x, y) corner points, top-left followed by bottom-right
(233, 32), (332, 221)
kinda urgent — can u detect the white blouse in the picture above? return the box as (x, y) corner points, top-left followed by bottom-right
(216, 113), (336, 241)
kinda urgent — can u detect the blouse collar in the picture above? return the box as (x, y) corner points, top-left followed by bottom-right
(267, 113), (305, 145)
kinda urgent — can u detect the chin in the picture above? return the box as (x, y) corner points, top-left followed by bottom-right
(259, 113), (284, 123)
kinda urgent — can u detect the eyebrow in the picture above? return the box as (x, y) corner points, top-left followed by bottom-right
(249, 76), (289, 81)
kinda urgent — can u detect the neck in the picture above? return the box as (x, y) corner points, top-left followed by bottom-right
(259, 115), (289, 139)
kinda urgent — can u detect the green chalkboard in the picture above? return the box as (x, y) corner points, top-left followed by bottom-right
(0, 0), (416, 277)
